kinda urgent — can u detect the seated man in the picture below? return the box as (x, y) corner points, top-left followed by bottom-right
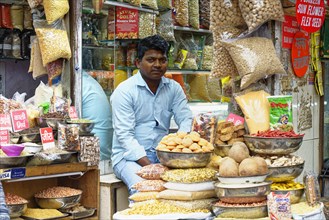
(111, 35), (193, 194)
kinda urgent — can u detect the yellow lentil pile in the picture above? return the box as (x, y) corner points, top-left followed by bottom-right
(23, 208), (64, 219)
(122, 200), (208, 215)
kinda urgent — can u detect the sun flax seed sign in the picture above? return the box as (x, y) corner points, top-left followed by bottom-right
(296, 0), (326, 33)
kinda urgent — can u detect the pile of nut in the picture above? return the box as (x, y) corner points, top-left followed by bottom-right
(239, 0), (284, 31)
(156, 131), (214, 153)
(5, 193), (28, 205)
(215, 121), (246, 145)
(35, 186), (82, 198)
(210, 0), (245, 29)
(262, 155), (304, 167)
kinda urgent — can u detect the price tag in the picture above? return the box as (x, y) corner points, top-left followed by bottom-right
(0, 130), (9, 145)
(69, 106), (78, 119)
(10, 110), (29, 132)
(291, 31), (310, 78)
(226, 113), (245, 126)
(0, 167), (26, 180)
(40, 127), (55, 150)
(0, 114), (12, 131)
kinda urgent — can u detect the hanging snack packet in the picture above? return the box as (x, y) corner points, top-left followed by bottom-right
(267, 191), (292, 220)
(267, 95), (293, 132)
(304, 171), (321, 207)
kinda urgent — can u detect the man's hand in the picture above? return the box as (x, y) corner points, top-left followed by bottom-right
(137, 156), (151, 167)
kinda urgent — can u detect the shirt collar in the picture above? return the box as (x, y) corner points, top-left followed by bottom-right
(136, 71), (170, 87)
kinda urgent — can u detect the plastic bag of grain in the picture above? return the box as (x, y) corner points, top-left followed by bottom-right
(124, 0), (141, 6)
(129, 192), (159, 202)
(138, 12), (156, 39)
(239, 0), (284, 32)
(156, 11), (175, 42)
(211, 27), (244, 78)
(10, 5), (24, 31)
(136, 164), (169, 180)
(161, 168), (217, 183)
(173, 0), (189, 27)
(207, 76), (221, 101)
(157, 0), (171, 9)
(188, 0), (199, 29)
(34, 19), (71, 66)
(132, 180), (166, 192)
(187, 74), (211, 102)
(222, 37), (286, 89)
(199, 0), (210, 29)
(157, 189), (216, 200)
(141, 0), (158, 9)
(43, 0), (69, 24)
(210, 0), (245, 30)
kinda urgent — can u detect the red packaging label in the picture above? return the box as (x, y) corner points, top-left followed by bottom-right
(69, 106), (78, 119)
(282, 15), (300, 49)
(0, 130), (9, 145)
(226, 113), (245, 126)
(10, 110), (29, 132)
(0, 114), (12, 131)
(115, 7), (138, 39)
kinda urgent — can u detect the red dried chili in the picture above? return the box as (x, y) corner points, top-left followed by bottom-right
(253, 130), (304, 138)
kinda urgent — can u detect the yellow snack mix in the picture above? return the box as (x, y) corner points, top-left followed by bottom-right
(43, 0), (69, 24)
(35, 28), (71, 66)
(23, 208), (64, 219)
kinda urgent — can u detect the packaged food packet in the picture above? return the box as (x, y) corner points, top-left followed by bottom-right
(221, 76), (232, 103)
(267, 191), (292, 220)
(192, 112), (217, 144)
(136, 164), (169, 180)
(304, 171), (321, 207)
(234, 90), (270, 134)
(267, 95), (293, 132)
(58, 123), (80, 151)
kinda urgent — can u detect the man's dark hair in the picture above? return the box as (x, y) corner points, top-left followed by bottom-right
(137, 35), (169, 60)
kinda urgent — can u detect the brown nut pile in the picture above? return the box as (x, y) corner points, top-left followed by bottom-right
(210, 0), (245, 30)
(211, 27), (244, 78)
(35, 186), (82, 198)
(239, 0), (284, 32)
(156, 131), (214, 153)
(5, 193), (28, 205)
(215, 121), (246, 146)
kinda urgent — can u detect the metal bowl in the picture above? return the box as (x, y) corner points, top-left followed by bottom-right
(214, 144), (232, 157)
(35, 194), (82, 209)
(66, 120), (95, 134)
(10, 135), (20, 144)
(20, 133), (41, 143)
(156, 150), (212, 168)
(36, 117), (66, 130)
(216, 173), (269, 184)
(0, 155), (33, 168)
(7, 203), (28, 218)
(212, 203), (268, 219)
(244, 135), (303, 155)
(214, 181), (272, 204)
(272, 188), (305, 204)
(266, 162), (304, 182)
(22, 143), (43, 154)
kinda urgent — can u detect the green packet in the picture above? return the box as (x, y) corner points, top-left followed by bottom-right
(267, 95), (293, 131)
